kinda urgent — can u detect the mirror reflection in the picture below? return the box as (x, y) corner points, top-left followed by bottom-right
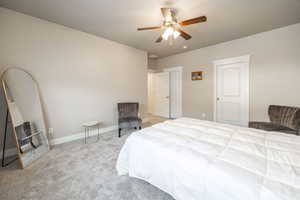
(2, 68), (49, 168)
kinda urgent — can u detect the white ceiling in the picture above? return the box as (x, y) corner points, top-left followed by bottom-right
(1, 0), (300, 58)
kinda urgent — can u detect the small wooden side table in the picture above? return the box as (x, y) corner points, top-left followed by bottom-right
(82, 121), (101, 144)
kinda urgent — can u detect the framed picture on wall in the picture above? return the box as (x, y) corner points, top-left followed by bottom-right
(191, 71), (203, 80)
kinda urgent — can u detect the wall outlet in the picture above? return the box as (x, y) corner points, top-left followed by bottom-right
(201, 113), (206, 118)
(48, 128), (54, 137)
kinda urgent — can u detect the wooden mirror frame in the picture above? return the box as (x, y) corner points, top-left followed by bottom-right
(1, 67), (50, 169)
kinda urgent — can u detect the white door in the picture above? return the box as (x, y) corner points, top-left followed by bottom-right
(214, 56), (250, 126)
(165, 67), (182, 119)
(153, 72), (170, 118)
(147, 73), (154, 114)
(170, 71), (180, 118)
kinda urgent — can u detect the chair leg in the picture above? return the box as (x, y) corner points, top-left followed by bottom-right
(139, 126), (141, 130)
(84, 127), (87, 144)
(97, 125), (100, 141)
(118, 128), (121, 138)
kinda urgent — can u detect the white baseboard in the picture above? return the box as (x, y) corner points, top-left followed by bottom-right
(142, 117), (149, 123)
(50, 125), (118, 145)
(1, 118), (150, 156)
(51, 118), (149, 146)
(1, 125), (119, 157)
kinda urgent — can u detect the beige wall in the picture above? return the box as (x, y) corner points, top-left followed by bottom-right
(0, 7), (147, 148)
(148, 58), (158, 69)
(156, 23), (300, 122)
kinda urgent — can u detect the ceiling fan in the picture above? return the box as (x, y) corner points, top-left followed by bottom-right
(137, 8), (207, 43)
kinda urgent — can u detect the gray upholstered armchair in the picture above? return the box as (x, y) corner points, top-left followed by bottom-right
(249, 105), (300, 135)
(117, 102), (142, 137)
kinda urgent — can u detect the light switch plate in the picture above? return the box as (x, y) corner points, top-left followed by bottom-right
(48, 128), (54, 136)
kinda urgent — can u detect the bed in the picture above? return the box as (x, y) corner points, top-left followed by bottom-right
(116, 118), (300, 200)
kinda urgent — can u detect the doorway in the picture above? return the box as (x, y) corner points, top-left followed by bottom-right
(148, 66), (182, 119)
(213, 56), (250, 126)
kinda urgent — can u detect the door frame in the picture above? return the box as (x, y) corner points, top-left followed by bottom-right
(213, 55), (250, 125)
(147, 70), (155, 115)
(164, 66), (183, 118)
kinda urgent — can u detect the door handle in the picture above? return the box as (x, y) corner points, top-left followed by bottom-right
(166, 96), (169, 99)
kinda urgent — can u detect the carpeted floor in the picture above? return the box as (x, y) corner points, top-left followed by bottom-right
(0, 119), (174, 200)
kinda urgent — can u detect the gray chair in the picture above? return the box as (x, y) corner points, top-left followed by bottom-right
(118, 102), (142, 137)
(249, 105), (300, 135)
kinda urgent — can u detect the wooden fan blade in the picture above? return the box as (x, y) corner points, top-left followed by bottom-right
(178, 29), (192, 40)
(155, 35), (163, 43)
(137, 26), (161, 31)
(180, 16), (207, 26)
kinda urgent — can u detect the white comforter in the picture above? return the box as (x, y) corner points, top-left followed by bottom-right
(116, 118), (300, 200)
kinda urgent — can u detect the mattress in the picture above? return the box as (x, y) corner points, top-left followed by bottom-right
(116, 118), (300, 200)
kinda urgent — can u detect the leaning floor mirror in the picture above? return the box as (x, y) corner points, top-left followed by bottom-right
(1, 68), (50, 168)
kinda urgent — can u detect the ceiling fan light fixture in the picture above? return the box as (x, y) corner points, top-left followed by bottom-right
(165, 16), (173, 22)
(162, 27), (174, 40)
(137, 8), (206, 43)
(162, 32), (169, 40)
(173, 30), (180, 39)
